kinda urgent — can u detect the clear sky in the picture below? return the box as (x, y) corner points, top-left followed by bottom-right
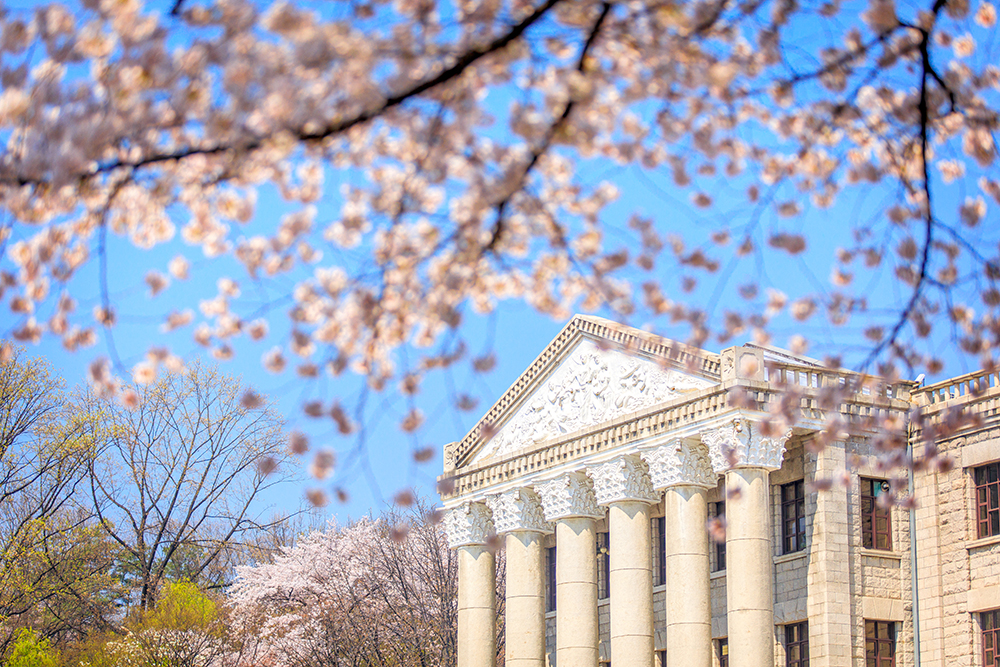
(2, 0), (990, 526)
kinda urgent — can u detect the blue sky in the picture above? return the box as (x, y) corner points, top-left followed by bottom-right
(3, 0), (996, 525)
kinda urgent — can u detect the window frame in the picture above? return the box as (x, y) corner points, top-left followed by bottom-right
(861, 478), (892, 551)
(546, 546), (556, 612)
(785, 621), (809, 667)
(597, 531), (610, 600)
(652, 516), (666, 586)
(864, 620), (895, 667)
(711, 501), (726, 572)
(781, 480), (807, 554)
(718, 638), (729, 667)
(975, 462), (1000, 540)
(983, 609), (1000, 667)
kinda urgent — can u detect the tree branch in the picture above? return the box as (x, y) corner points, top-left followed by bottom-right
(484, 1), (614, 252)
(3, 0), (567, 188)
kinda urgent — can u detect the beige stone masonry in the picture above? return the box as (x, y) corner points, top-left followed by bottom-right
(861, 596), (906, 621)
(968, 583), (1000, 612)
(703, 420), (788, 667)
(642, 437), (716, 667)
(805, 440), (852, 667)
(588, 455), (657, 667)
(960, 437), (1000, 468)
(536, 472), (603, 667)
(490, 488), (551, 667)
(554, 517), (599, 667)
(445, 501), (497, 667)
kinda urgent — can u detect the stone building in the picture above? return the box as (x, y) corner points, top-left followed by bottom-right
(439, 315), (1000, 667)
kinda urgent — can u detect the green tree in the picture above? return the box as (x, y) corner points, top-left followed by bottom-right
(3, 629), (59, 667)
(81, 581), (228, 667)
(0, 348), (119, 655)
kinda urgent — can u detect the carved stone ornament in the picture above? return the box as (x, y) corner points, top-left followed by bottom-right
(701, 418), (791, 473)
(535, 472), (603, 522)
(640, 439), (717, 490)
(587, 455), (659, 505)
(488, 488), (553, 535)
(443, 501), (494, 548)
(471, 340), (715, 463)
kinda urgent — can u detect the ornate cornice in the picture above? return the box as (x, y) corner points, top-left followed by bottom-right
(535, 472), (603, 521)
(640, 438), (717, 489)
(443, 501), (494, 548)
(588, 455), (659, 505)
(488, 488), (553, 535)
(701, 418), (791, 473)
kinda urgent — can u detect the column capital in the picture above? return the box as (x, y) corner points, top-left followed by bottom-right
(588, 454), (659, 505)
(535, 471), (603, 521)
(701, 417), (791, 473)
(488, 488), (553, 535)
(444, 500), (494, 548)
(640, 438), (717, 490)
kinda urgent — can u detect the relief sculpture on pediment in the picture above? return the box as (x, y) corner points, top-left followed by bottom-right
(471, 340), (715, 463)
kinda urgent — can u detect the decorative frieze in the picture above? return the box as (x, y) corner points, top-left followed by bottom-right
(640, 438), (717, 489)
(488, 488), (553, 535)
(535, 472), (603, 521)
(443, 501), (494, 548)
(701, 418), (791, 473)
(588, 454), (659, 505)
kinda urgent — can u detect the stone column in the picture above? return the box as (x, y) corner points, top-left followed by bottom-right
(703, 418), (791, 667)
(589, 455), (659, 667)
(490, 488), (553, 667)
(444, 501), (497, 667)
(536, 472), (603, 667)
(642, 439), (718, 667)
(805, 439), (852, 667)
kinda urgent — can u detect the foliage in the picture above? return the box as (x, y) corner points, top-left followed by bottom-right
(0, 348), (119, 654)
(80, 581), (229, 667)
(3, 629), (59, 667)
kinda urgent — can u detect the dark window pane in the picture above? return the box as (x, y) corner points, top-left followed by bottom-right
(781, 481), (806, 555)
(975, 464), (1000, 539)
(861, 479), (891, 551)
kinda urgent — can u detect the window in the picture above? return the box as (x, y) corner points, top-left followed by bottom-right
(975, 463), (1000, 539)
(782, 480), (806, 554)
(861, 478), (892, 551)
(597, 532), (610, 599)
(865, 620), (895, 667)
(651, 516), (666, 586)
(711, 501), (726, 571)
(718, 638), (729, 667)
(785, 621), (809, 667)
(657, 650), (666, 667)
(983, 609), (1000, 667)
(546, 546), (556, 612)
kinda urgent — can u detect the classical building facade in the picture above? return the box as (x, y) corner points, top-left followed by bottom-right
(439, 315), (1000, 667)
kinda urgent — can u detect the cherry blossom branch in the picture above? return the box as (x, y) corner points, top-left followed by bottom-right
(4, 0), (568, 188)
(485, 1), (614, 253)
(95, 174), (131, 374)
(863, 0), (948, 369)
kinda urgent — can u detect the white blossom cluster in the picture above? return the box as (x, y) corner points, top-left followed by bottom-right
(229, 513), (456, 665)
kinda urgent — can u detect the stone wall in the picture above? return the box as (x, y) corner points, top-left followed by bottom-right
(913, 426), (1000, 667)
(533, 428), (997, 666)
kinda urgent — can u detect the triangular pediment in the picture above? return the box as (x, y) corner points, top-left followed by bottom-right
(453, 316), (721, 469)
